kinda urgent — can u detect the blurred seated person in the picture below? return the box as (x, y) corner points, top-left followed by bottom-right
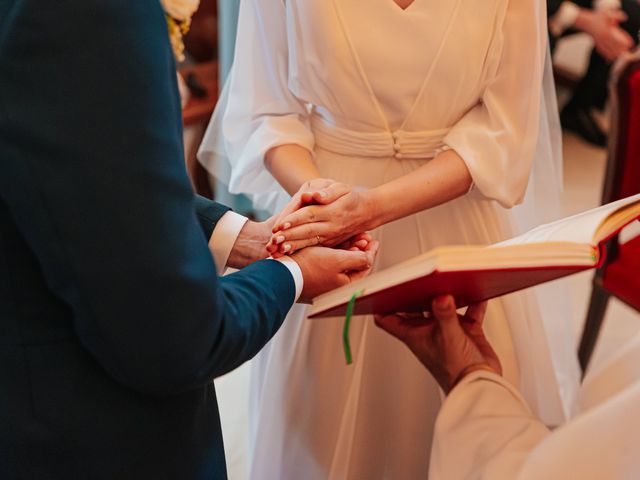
(377, 295), (640, 479)
(548, 0), (640, 146)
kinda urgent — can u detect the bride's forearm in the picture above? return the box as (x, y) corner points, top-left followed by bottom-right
(265, 144), (321, 196)
(365, 149), (473, 229)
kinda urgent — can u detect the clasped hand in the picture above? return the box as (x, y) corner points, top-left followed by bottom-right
(257, 179), (380, 302)
(267, 179), (374, 257)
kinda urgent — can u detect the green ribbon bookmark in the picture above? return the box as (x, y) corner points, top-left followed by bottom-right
(343, 289), (364, 365)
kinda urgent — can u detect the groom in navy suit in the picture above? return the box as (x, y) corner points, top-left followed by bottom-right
(0, 1), (376, 478)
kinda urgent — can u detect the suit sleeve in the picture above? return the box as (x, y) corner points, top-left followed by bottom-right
(0, 0), (295, 395)
(194, 195), (232, 240)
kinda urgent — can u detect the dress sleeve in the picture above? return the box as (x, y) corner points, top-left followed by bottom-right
(443, 0), (547, 208)
(199, 0), (314, 213)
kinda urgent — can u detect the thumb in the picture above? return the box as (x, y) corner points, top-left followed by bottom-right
(432, 295), (464, 338)
(363, 239), (380, 261)
(337, 249), (371, 272)
(346, 241), (379, 281)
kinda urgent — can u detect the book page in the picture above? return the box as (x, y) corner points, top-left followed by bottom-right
(496, 194), (640, 247)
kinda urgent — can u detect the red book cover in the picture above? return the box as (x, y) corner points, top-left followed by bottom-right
(309, 194), (640, 319)
(309, 264), (592, 318)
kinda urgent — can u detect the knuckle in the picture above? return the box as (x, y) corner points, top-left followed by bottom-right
(307, 207), (316, 222)
(305, 225), (315, 238)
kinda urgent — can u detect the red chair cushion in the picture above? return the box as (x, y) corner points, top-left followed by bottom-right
(603, 234), (640, 311)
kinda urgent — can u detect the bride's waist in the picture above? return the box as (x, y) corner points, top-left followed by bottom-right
(310, 114), (450, 160)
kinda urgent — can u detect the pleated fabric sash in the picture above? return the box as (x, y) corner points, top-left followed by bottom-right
(311, 114), (450, 160)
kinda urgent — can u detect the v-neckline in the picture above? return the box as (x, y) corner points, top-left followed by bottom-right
(391, 0), (416, 12)
(332, 0), (463, 132)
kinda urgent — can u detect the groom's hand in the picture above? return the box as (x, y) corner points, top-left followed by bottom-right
(292, 240), (379, 303)
(226, 219), (274, 269)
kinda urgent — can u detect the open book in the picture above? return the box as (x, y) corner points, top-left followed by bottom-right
(309, 193), (640, 318)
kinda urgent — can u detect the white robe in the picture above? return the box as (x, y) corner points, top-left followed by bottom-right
(431, 333), (640, 479)
(199, 0), (579, 478)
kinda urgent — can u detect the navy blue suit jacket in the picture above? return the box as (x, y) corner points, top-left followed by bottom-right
(0, 1), (295, 478)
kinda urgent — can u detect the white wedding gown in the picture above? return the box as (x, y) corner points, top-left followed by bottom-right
(199, 0), (580, 478)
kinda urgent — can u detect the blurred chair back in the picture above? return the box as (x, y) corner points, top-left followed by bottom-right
(578, 49), (640, 376)
(603, 50), (640, 202)
(181, 0), (218, 198)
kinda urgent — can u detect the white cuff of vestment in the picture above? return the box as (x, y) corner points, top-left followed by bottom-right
(208, 211), (248, 275)
(449, 370), (528, 407)
(270, 256), (304, 303)
(549, 2), (581, 37)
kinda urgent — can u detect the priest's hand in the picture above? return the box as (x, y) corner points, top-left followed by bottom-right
(268, 183), (375, 257)
(375, 296), (502, 394)
(292, 239), (379, 303)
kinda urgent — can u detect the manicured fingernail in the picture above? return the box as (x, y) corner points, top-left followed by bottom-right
(276, 235), (285, 244)
(283, 243), (291, 252)
(283, 222), (291, 229)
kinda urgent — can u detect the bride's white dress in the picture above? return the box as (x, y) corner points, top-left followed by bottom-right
(199, 0), (580, 478)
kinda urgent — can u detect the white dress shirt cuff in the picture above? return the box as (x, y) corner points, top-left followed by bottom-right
(208, 211), (248, 276)
(270, 256), (304, 303)
(549, 2), (581, 37)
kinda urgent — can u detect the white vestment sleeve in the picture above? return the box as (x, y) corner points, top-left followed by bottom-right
(198, 0), (314, 213)
(432, 366), (640, 480)
(443, 0), (546, 208)
(429, 370), (551, 480)
(517, 380), (640, 480)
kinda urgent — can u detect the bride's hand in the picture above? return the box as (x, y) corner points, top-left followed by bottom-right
(266, 179), (352, 255)
(269, 187), (376, 256)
